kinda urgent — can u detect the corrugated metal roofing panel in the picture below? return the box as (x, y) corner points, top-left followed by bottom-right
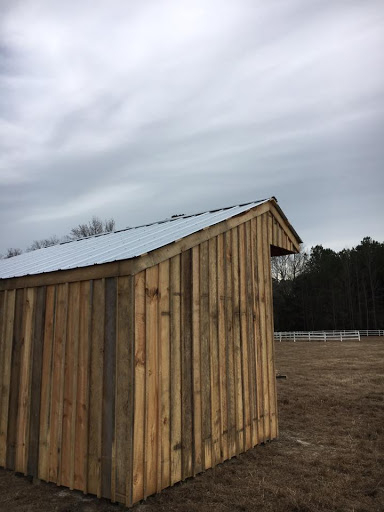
(0, 199), (269, 279)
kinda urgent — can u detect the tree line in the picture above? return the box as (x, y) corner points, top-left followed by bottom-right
(272, 237), (384, 331)
(1, 216), (115, 259)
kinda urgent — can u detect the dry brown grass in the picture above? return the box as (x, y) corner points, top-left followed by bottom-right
(0, 338), (383, 512)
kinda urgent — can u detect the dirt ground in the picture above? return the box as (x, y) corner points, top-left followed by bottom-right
(0, 338), (383, 512)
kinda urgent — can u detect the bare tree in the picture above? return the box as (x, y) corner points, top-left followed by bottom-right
(4, 248), (23, 258)
(271, 249), (308, 281)
(27, 235), (61, 252)
(70, 216), (115, 240)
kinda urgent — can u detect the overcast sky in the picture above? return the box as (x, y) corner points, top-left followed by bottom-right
(1, 0), (383, 255)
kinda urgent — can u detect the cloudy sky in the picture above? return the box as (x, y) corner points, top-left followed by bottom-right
(1, 0), (383, 255)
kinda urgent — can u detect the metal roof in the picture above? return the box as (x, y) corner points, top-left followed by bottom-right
(0, 199), (271, 279)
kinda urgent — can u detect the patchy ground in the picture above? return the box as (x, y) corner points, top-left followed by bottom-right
(0, 338), (383, 512)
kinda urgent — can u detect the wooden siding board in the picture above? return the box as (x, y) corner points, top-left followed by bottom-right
(245, 222), (257, 447)
(132, 272), (145, 503)
(49, 283), (68, 483)
(256, 216), (270, 441)
(231, 227), (243, 455)
(145, 266), (159, 497)
(181, 250), (193, 479)
(191, 246), (202, 475)
(114, 275), (133, 502)
(87, 279), (105, 497)
(6, 288), (25, 470)
(101, 277), (117, 500)
(27, 286), (46, 476)
(0, 290), (16, 467)
(60, 282), (80, 487)
(170, 255), (182, 484)
(239, 224), (251, 451)
(209, 238), (221, 465)
(199, 242), (212, 469)
(251, 218), (264, 443)
(266, 215), (278, 439)
(159, 260), (171, 489)
(38, 285), (56, 481)
(217, 234), (228, 462)
(74, 281), (92, 492)
(224, 232), (236, 458)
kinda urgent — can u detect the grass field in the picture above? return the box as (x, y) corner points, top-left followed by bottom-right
(0, 338), (383, 512)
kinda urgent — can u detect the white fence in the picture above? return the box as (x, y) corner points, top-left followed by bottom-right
(274, 330), (384, 342)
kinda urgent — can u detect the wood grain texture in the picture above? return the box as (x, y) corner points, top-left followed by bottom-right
(38, 285), (56, 480)
(199, 241), (211, 469)
(132, 272), (145, 503)
(101, 277), (117, 499)
(87, 279), (104, 497)
(191, 246), (202, 475)
(145, 266), (159, 497)
(217, 234), (228, 462)
(181, 250), (193, 479)
(209, 238), (221, 465)
(170, 255), (182, 484)
(0, 290), (16, 467)
(159, 260), (171, 489)
(6, 288), (25, 470)
(74, 281), (92, 492)
(27, 286), (46, 477)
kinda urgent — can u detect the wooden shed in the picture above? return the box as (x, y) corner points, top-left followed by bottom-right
(0, 197), (301, 507)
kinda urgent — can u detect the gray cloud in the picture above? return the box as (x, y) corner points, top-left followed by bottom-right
(1, 0), (383, 254)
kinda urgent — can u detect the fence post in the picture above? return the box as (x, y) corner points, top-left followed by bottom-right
(358, 331), (361, 341)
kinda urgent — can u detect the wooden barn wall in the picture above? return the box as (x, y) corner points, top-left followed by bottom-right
(0, 210), (281, 507)
(130, 210), (278, 505)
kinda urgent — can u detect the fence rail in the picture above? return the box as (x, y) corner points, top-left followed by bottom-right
(274, 330), (384, 342)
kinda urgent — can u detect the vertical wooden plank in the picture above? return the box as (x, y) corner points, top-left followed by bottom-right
(159, 261), (171, 489)
(132, 272), (145, 504)
(224, 231), (236, 458)
(191, 246), (202, 475)
(170, 255), (182, 484)
(245, 222), (258, 447)
(0, 289), (16, 467)
(199, 242), (212, 469)
(6, 288), (25, 470)
(38, 285), (56, 481)
(181, 250), (193, 479)
(239, 224), (251, 451)
(125, 276), (135, 507)
(60, 282), (80, 488)
(74, 281), (92, 492)
(49, 283), (68, 483)
(0, 291), (6, 421)
(231, 227), (243, 455)
(27, 286), (46, 477)
(265, 214), (278, 439)
(251, 218), (264, 443)
(114, 276), (132, 503)
(217, 234), (228, 462)
(87, 279), (105, 497)
(256, 215), (270, 441)
(101, 277), (117, 500)
(145, 266), (159, 497)
(209, 238), (221, 465)
(16, 287), (35, 474)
